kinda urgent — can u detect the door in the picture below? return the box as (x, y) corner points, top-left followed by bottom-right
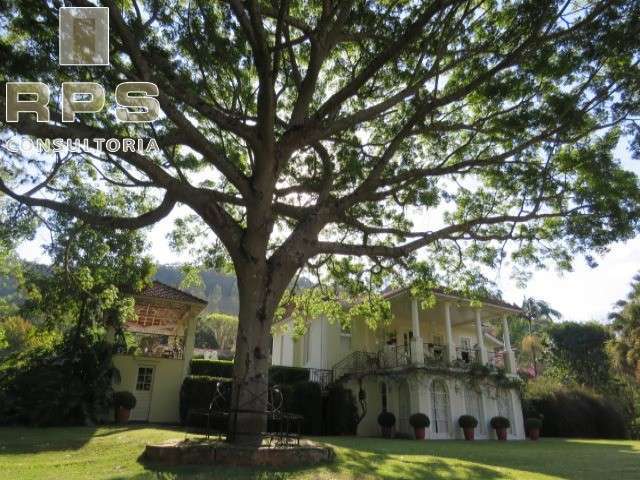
(398, 380), (411, 435)
(431, 380), (450, 438)
(130, 366), (155, 421)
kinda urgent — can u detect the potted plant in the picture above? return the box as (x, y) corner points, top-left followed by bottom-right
(490, 416), (510, 441)
(525, 417), (542, 440)
(409, 413), (430, 440)
(458, 414), (479, 440)
(113, 391), (136, 424)
(377, 411), (396, 438)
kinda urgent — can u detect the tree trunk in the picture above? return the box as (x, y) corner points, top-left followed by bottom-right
(227, 266), (283, 446)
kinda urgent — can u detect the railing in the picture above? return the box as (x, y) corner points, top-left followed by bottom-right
(114, 332), (185, 359)
(308, 368), (334, 389)
(332, 351), (379, 381)
(456, 346), (480, 365)
(379, 344), (411, 369)
(424, 343), (447, 364)
(331, 344), (512, 380)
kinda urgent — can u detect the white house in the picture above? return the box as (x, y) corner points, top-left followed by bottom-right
(272, 286), (525, 440)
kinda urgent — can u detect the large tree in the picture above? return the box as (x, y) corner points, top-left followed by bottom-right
(1, 1), (640, 444)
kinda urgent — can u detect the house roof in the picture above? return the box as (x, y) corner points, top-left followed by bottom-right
(137, 280), (208, 305)
(382, 285), (522, 313)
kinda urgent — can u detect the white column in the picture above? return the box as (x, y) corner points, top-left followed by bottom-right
(502, 315), (516, 374)
(444, 302), (456, 362)
(410, 297), (424, 364)
(475, 308), (488, 365)
(182, 311), (197, 378)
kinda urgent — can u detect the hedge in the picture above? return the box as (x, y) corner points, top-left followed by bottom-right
(188, 360), (311, 385)
(179, 375), (358, 436)
(269, 365), (310, 385)
(189, 359), (234, 378)
(523, 386), (628, 438)
(323, 384), (359, 435)
(179, 375), (232, 426)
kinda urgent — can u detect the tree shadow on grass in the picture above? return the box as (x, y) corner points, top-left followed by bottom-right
(0, 425), (151, 454)
(0, 426), (98, 454)
(134, 443), (507, 480)
(320, 437), (640, 480)
(130, 437), (640, 480)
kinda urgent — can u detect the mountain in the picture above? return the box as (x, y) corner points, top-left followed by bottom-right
(154, 265), (240, 315)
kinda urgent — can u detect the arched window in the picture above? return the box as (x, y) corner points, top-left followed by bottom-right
(464, 388), (484, 433)
(431, 380), (450, 435)
(497, 389), (514, 434)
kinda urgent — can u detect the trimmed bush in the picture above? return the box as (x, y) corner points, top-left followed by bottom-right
(269, 365), (310, 385)
(323, 384), (359, 435)
(490, 416), (511, 429)
(409, 413), (430, 428)
(525, 417), (543, 430)
(523, 384), (628, 438)
(458, 414), (479, 429)
(189, 360), (311, 387)
(377, 411), (396, 428)
(113, 391), (136, 410)
(189, 359), (234, 378)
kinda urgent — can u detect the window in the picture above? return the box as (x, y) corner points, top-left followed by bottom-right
(381, 382), (388, 411)
(464, 388), (484, 433)
(135, 367), (153, 391)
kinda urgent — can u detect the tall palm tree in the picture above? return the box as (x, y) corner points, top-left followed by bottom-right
(521, 298), (561, 376)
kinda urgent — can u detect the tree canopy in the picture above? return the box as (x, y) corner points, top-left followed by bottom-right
(2, 0), (640, 444)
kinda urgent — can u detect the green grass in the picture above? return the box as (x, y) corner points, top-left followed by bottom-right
(0, 426), (639, 480)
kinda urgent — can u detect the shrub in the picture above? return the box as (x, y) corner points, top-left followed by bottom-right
(458, 414), (479, 429)
(0, 330), (116, 426)
(525, 417), (543, 430)
(324, 384), (359, 435)
(269, 365), (310, 385)
(189, 359), (234, 378)
(113, 391), (136, 410)
(377, 411), (396, 428)
(490, 416), (511, 429)
(523, 381), (628, 438)
(409, 413), (430, 428)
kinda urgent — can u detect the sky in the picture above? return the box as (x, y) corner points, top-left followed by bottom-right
(16, 141), (640, 324)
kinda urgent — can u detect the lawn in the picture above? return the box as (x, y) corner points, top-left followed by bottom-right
(0, 426), (639, 480)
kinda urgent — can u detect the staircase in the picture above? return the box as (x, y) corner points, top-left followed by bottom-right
(332, 351), (380, 382)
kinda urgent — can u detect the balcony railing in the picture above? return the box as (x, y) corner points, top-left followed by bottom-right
(424, 343), (447, 364)
(456, 346), (480, 365)
(379, 344), (411, 369)
(114, 332), (185, 360)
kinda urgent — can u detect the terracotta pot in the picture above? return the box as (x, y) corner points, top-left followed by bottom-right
(463, 427), (475, 441)
(414, 427), (426, 440)
(528, 428), (540, 441)
(495, 427), (507, 441)
(116, 406), (131, 424)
